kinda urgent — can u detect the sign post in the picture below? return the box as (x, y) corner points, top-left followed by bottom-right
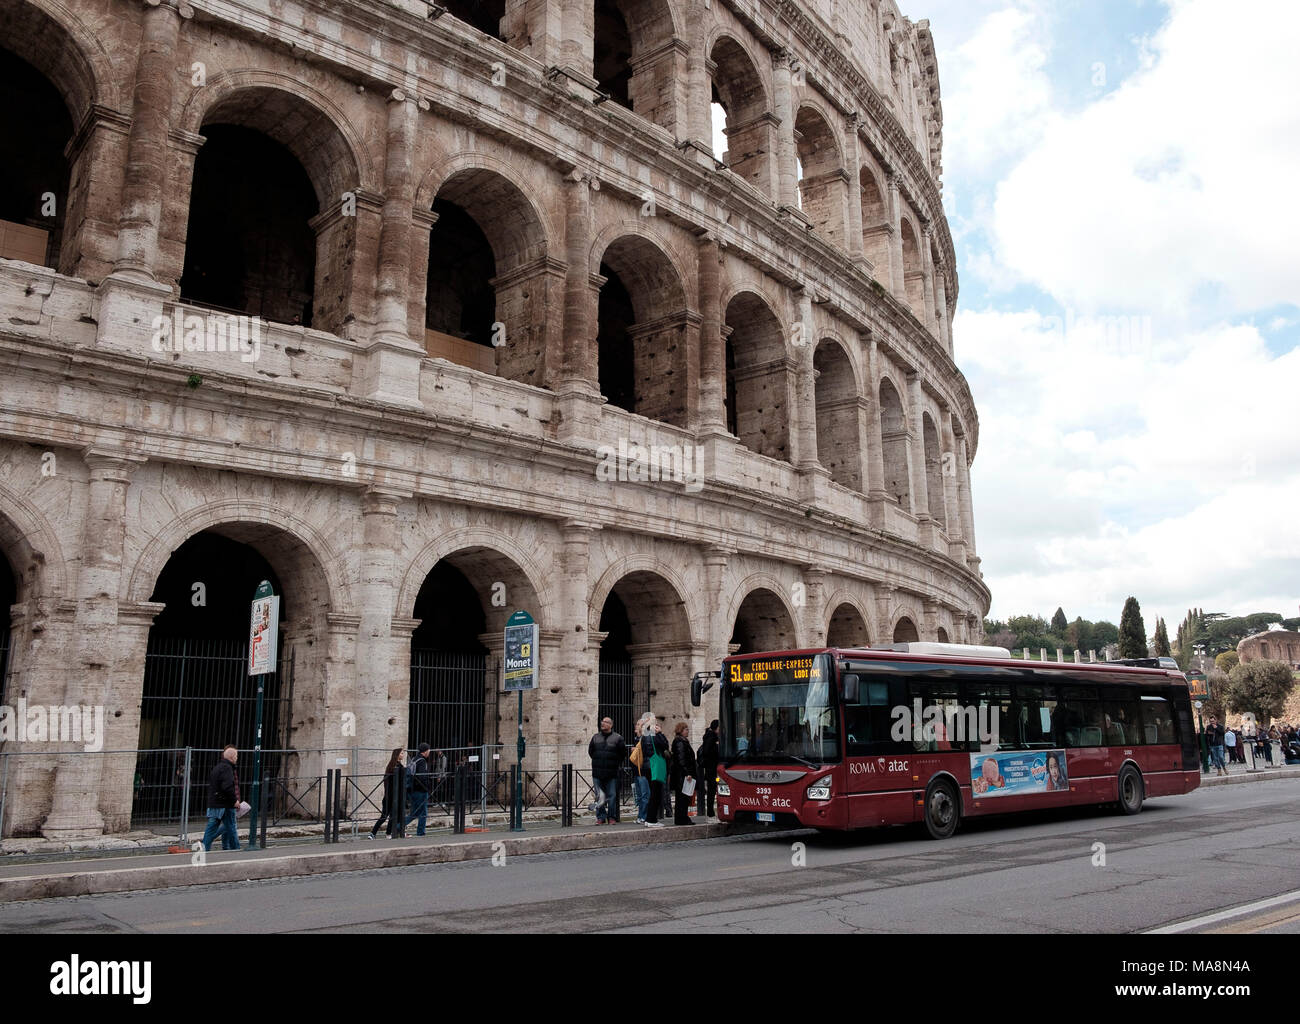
(503, 610), (538, 833)
(247, 580), (279, 847)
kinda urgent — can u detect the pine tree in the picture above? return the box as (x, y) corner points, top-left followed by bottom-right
(1119, 597), (1147, 659)
(1051, 607), (1068, 636)
(1154, 618), (1171, 657)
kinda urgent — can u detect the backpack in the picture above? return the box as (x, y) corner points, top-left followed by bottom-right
(405, 756), (420, 793)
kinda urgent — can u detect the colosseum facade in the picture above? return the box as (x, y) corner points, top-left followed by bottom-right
(0, 0), (987, 836)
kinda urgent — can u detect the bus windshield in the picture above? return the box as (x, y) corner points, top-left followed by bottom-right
(720, 653), (839, 763)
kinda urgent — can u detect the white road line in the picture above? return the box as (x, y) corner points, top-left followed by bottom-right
(1145, 889), (1300, 934)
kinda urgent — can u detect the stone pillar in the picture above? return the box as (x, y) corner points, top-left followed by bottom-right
(801, 567), (828, 647)
(552, 521), (599, 766)
(556, 172), (602, 440)
(684, 30), (715, 167)
(772, 52), (799, 210)
(793, 289), (819, 470)
(887, 174), (905, 301)
(920, 224), (938, 338)
(702, 547), (732, 672)
(957, 434), (979, 570)
(113, 0), (191, 282)
(44, 449), (144, 837)
(843, 117), (866, 268)
(358, 91), (426, 406)
(62, 107), (132, 282)
(941, 412), (963, 551)
(934, 258), (951, 354)
(906, 372), (930, 521)
(354, 488), (409, 775)
(406, 207), (439, 351)
(923, 599), (939, 642)
(559, 0), (595, 80)
(874, 584), (896, 644)
(697, 234), (726, 430)
(863, 337), (888, 528)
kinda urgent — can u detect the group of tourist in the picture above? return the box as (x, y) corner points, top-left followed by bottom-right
(587, 714), (720, 828)
(1206, 717), (1300, 774)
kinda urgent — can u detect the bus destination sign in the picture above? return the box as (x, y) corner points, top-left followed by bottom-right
(728, 656), (822, 683)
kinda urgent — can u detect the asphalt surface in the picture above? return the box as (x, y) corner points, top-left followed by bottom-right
(3, 777), (1298, 933)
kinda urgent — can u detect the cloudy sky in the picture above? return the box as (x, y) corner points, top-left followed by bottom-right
(899, 0), (1300, 631)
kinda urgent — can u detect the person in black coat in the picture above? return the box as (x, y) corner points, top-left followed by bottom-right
(588, 717), (628, 823)
(201, 745), (241, 852)
(670, 722), (698, 825)
(696, 719), (720, 819)
(369, 747), (405, 838)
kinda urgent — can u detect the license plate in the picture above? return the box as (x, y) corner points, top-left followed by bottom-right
(757, 812), (775, 823)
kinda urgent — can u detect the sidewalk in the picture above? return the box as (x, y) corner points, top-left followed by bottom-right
(1199, 764), (1300, 786)
(0, 817), (773, 903)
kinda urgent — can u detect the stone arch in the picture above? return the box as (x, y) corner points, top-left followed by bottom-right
(420, 160), (554, 386)
(595, 0), (680, 129)
(0, 0), (117, 123)
(0, 480), (69, 603)
(922, 410), (946, 528)
(724, 288), (791, 461)
(892, 613), (920, 644)
(936, 626), (950, 643)
(178, 72), (373, 198)
(397, 526), (551, 628)
(726, 574), (801, 654)
(859, 163), (892, 281)
(587, 554), (698, 643)
(878, 375), (911, 509)
(899, 214), (925, 321)
(794, 104), (847, 247)
(825, 596), (871, 648)
(813, 337), (862, 491)
(709, 33), (773, 198)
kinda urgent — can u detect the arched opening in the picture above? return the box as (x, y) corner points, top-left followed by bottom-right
(444, 0), (505, 38)
(0, 549), (14, 705)
(0, 46), (72, 270)
(794, 107), (846, 247)
(859, 166), (891, 284)
(594, 0), (678, 129)
(710, 37), (773, 197)
(134, 531), (292, 827)
(893, 617), (919, 644)
(814, 339), (861, 490)
(181, 89), (361, 334)
(879, 378), (911, 509)
(410, 561), (491, 757)
(900, 218), (925, 321)
(937, 627), (950, 643)
(424, 168), (551, 386)
(827, 603), (869, 648)
(596, 236), (690, 425)
(922, 411), (947, 528)
(597, 570), (691, 741)
(725, 292), (790, 461)
(731, 588), (797, 654)
(181, 125), (317, 325)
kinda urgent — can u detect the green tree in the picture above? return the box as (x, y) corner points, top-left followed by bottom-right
(1051, 607), (1068, 636)
(1215, 650), (1240, 673)
(1203, 668), (1229, 721)
(1225, 660), (1295, 723)
(1067, 616), (1091, 652)
(1154, 618), (1171, 657)
(1091, 620), (1119, 648)
(1119, 597), (1147, 659)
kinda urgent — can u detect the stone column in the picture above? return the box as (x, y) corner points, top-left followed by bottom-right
(920, 223), (938, 338)
(556, 172), (602, 440)
(62, 107), (132, 282)
(906, 372), (930, 520)
(684, 30), (715, 168)
(702, 547), (732, 673)
(923, 599), (939, 642)
(794, 289), (819, 471)
(941, 412), (963, 550)
(886, 173), (905, 301)
(358, 91), (427, 406)
(113, 0), (191, 282)
(44, 449), (144, 837)
(406, 207), (439, 350)
(772, 52), (799, 210)
(354, 487), (409, 775)
(697, 234), (725, 430)
(559, 0), (595, 80)
(843, 116), (866, 267)
(874, 584), (896, 644)
(933, 258), (951, 354)
(553, 521), (599, 763)
(957, 434), (979, 570)
(801, 567), (828, 647)
(864, 336), (888, 526)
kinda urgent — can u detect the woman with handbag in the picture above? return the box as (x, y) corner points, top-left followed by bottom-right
(670, 722), (697, 826)
(630, 713), (652, 823)
(641, 721), (670, 828)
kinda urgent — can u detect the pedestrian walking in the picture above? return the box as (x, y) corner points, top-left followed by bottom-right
(641, 721), (670, 828)
(1224, 725), (1237, 766)
(588, 716), (627, 824)
(1206, 716), (1226, 776)
(670, 722), (697, 825)
(369, 747), (405, 839)
(630, 713), (653, 823)
(201, 745), (242, 852)
(696, 719), (719, 819)
(403, 743), (434, 836)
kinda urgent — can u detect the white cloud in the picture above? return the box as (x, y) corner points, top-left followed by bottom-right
(958, 307), (1300, 622)
(990, 0), (1300, 314)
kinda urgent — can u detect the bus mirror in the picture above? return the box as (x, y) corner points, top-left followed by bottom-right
(843, 674), (860, 704)
(691, 676), (702, 707)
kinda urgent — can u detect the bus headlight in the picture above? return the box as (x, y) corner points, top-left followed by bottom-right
(716, 778), (730, 797)
(806, 775), (832, 801)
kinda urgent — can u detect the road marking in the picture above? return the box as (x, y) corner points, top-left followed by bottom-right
(1145, 889), (1300, 934)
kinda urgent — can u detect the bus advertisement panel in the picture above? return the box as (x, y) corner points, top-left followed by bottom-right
(970, 749), (1069, 797)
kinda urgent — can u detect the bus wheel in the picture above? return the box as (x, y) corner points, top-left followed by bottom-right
(923, 779), (960, 840)
(1117, 765), (1144, 815)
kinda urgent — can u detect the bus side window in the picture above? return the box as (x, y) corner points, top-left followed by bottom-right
(845, 678), (908, 755)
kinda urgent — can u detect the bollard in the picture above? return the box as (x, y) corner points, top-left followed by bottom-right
(509, 764), (521, 831)
(561, 764), (573, 828)
(322, 769), (334, 844)
(453, 765), (465, 834)
(180, 746), (193, 845)
(259, 769), (269, 849)
(391, 765), (406, 838)
(332, 769), (342, 843)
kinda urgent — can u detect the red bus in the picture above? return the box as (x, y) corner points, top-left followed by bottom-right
(697, 643), (1201, 839)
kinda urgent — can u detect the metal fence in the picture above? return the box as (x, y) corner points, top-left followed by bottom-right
(408, 650), (499, 752)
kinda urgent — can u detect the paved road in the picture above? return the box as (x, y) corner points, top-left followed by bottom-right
(3, 778), (1298, 933)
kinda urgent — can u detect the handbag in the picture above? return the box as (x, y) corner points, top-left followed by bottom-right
(629, 740), (643, 769)
(681, 777), (696, 797)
